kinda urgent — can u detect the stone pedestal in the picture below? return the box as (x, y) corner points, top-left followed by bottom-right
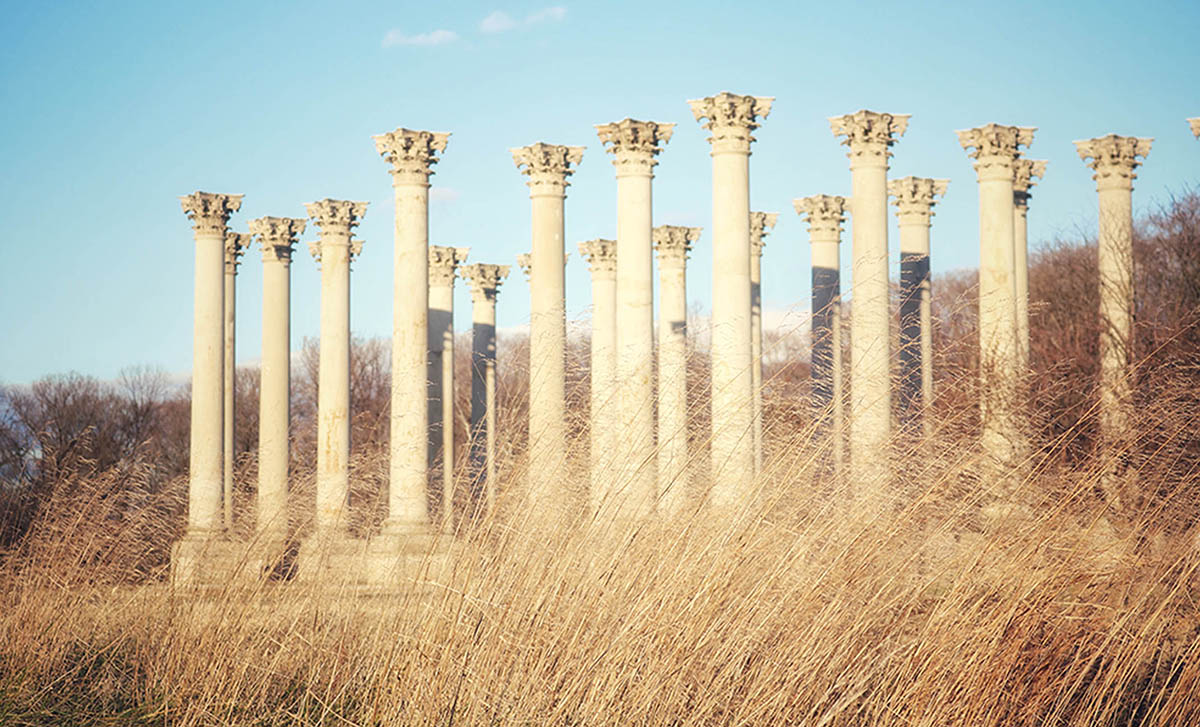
(512, 143), (583, 514)
(461, 264), (509, 517)
(794, 195), (848, 474)
(1012, 160), (1046, 371)
(306, 199), (368, 537)
(888, 177), (947, 435)
(176, 191), (242, 584)
(749, 212), (777, 472)
(688, 92), (772, 509)
(958, 124), (1035, 480)
(428, 246), (468, 532)
(374, 127), (448, 539)
(222, 231), (250, 531)
(653, 225), (701, 515)
(597, 119), (673, 517)
(249, 216), (305, 555)
(1075, 135), (1152, 480)
(578, 239), (618, 514)
(830, 110), (909, 495)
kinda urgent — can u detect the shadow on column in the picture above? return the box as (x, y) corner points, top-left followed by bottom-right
(898, 252), (929, 431)
(468, 318), (496, 517)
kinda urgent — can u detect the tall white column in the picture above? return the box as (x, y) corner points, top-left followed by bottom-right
(223, 230), (250, 531)
(306, 199), (367, 536)
(597, 119), (673, 516)
(1012, 159), (1047, 371)
(511, 143), (583, 513)
(1075, 135), (1152, 475)
(428, 245), (469, 532)
(249, 216), (305, 546)
(180, 192), (242, 542)
(374, 127), (449, 536)
(688, 92), (773, 509)
(578, 239), (618, 514)
(749, 212), (777, 472)
(794, 195), (848, 473)
(461, 263), (510, 517)
(958, 124), (1035, 477)
(830, 110), (909, 493)
(653, 225), (701, 516)
(888, 177), (947, 435)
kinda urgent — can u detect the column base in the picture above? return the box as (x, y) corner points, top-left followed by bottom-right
(295, 525), (459, 593)
(170, 533), (252, 586)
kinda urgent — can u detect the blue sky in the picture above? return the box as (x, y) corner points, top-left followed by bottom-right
(1, 0), (1197, 384)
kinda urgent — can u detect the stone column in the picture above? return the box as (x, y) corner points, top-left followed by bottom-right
(1012, 159), (1047, 370)
(222, 231), (250, 531)
(888, 177), (947, 434)
(653, 225), (701, 515)
(830, 110), (909, 491)
(306, 199), (367, 536)
(597, 119), (673, 516)
(1075, 135), (1152, 462)
(578, 239), (618, 513)
(461, 263), (510, 516)
(249, 216), (305, 546)
(794, 195), (848, 472)
(511, 143), (583, 512)
(374, 127), (449, 536)
(180, 192), (242, 543)
(428, 245), (469, 532)
(958, 124), (1035, 476)
(688, 92), (773, 508)
(749, 211), (777, 472)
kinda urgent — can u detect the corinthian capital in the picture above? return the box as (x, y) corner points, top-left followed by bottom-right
(429, 245), (469, 286)
(829, 110), (909, 164)
(181, 191), (243, 236)
(1189, 118), (1200, 139)
(793, 195), (848, 238)
(373, 127), (450, 184)
(653, 226), (701, 266)
(958, 124), (1035, 179)
(249, 216), (305, 263)
(461, 263), (510, 303)
(516, 253), (532, 281)
(749, 212), (778, 256)
(596, 119), (674, 175)
(1075, 135), (1152, 190)
(511, 143), (584, 196)
(306, 199), (368, 236)
(578, 239), (617, 275)
(224, 231), (251, 272)
(1012, 159), (1047, 209)
(888, 177), (948, 223)
(688, 92), (773, 152)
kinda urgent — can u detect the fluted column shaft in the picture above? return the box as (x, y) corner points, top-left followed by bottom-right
(375, 127), (448, 535)
(181, 192), (241, 538)
(579, 240), (617, 513)
(691, 93), (772, 508)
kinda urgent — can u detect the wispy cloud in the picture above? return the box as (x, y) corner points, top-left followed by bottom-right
(479, 6), (567, 34)
(381, 28), (459, 48)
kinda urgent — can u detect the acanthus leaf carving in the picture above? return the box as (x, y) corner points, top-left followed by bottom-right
(829, 110), (910, 163)
(688, 92), (773, 151)
(429, 245), (470, 287)
(958, 124), (1036, 179)
(511, 143), (584, 194)
(373, 128), (450, 183)
(793, 195), (848, 238)
(1074, 134), (1152, 189)
(224, 231), (251, 271)
(248, 216), (306, 264)
(461, 263), (511, 302)
(653, 225), (702, 266)
(596, 119), (674, 175)
(578, 239), (617, 275)
(888, 177), (949, 221)
(306, 199), (368, 235)
(749, 212), (778, 255)
(181, 191), (243, 236)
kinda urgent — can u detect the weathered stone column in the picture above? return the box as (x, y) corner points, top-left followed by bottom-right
(180, 192), (242, 544)
(1013, 159), (1047, 370)
(958, 124), (1035, 476)
(428, 245), (469, 532)
(249, 216), (305, 546)
(512, 143), (583, 512)
(749, 212), (777, 472)
(888, 177), (947, 434)
(830, 110), (908, 491)
(597, 119), (673, 516)
(461, 263), (510, 516)
(794, 195), (848, 472)
(306, 199), (367, 536)
(688, 92), (772, 508)
(653, 225), (701, 515)
(1075, 135), (1152, 464)
(374, 128), (448, 536)
(578, 239), (618, 513)
(223, 230), (250, 531)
